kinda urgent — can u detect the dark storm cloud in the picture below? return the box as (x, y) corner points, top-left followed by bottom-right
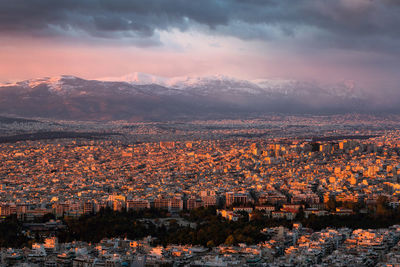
(0, 0), (229, 42)
(0, 0), (400, 51)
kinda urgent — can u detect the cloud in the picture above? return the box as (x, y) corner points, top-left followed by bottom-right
(0, 0), (399, 51)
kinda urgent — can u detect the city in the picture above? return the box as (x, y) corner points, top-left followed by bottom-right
(1, 116), (400, 266)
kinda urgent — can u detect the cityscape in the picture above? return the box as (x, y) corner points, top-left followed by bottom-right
(1, 0), (400, 266)
(1, 116), (400, 266)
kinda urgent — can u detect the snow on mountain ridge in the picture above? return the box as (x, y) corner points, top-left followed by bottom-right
(0, 75), (83, 95)
(165, 74), (238, 88)
(99, 72), (168, 85)
(165, 75), (268, 95)
(0, 73), (363, 99)
(27, 75), (79, 94)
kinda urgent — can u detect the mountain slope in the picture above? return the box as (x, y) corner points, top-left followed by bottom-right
(0, 74), (381, 121)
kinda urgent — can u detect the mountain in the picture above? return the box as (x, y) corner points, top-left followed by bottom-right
(0, 74), (383, 121)
(100, 72), (168, 86)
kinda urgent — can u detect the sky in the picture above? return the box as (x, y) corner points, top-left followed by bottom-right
(0, 0), (399, 95)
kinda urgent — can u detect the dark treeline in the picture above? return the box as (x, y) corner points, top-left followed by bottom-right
(0, 216), (30, 248)
(310, 135), (378, 142)
(0, 116), (39, 124)
(57, 207), (269, 247)
(4, 206), (400, 248)
(0, 131), (120, 143)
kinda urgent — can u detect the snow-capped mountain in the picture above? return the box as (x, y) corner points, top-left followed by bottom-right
(99, 72), (168, 86)
(98, 73), (364, 99)
(0, 74), (380, 121)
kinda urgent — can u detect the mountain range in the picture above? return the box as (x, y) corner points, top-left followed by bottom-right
(0, 73), (391, 121)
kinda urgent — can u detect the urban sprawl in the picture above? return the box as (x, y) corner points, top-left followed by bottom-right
(2, 119), (400, 266)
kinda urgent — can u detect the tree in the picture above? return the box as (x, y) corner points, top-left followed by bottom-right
(376, 195), (390, 216)
(224, 234), (235, 245)
(207, 240), (215, 247)
(326, 197), (337, 211)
